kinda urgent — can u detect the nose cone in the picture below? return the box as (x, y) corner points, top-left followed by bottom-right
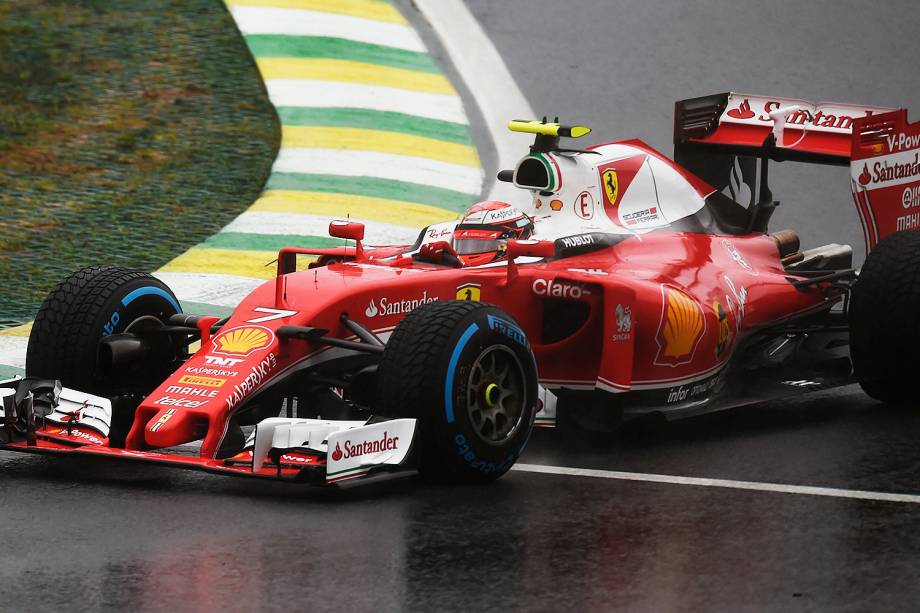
(144, 406), (207, 448)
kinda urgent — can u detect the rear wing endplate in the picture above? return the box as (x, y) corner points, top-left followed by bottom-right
(851, 109), (920, 250)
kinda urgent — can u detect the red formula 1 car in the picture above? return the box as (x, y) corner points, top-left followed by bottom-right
(3, 92), (920, 485)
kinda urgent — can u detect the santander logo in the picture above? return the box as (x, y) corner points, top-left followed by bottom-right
(858, 163), (871, 186)
(364, 292), (437, 318)
(335, 431), (400, 460)
(727, 98), (755, 120)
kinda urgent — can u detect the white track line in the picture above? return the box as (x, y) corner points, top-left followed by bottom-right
(272, 148), (484, 195)
(264, 80), (469, 124)
(221, 211), (420, 244)
(413, 0), (533, 203)
(0, 337), (28, 369)
(153, 272), (265, 307)
(230, 6), (426, 52)
(513, 463), (920, 505)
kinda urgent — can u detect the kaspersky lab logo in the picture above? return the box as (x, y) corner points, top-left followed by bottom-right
(365, 292), (438, 318)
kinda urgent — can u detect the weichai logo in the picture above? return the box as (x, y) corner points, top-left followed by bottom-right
(211, 325), (274, 356)
(55, 428), (104, 445)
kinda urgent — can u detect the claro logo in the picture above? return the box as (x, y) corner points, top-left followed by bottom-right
(331, 432), (400, 461)
(532, 278), (591, 300)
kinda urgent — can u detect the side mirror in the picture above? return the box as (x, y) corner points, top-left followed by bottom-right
(328, 220), (365, 241)
(503, 239), (555, 286)
(507, 239), (555, 259)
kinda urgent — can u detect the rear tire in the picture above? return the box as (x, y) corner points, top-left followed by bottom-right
(375, 301), (538, 482)
(850, 230), (920, 402)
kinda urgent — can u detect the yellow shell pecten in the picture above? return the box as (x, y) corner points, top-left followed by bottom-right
(216, 327), (269, 354)
(661, 289), (703, 358)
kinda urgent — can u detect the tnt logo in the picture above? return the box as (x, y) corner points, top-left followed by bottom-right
(204, 356), (243, 367)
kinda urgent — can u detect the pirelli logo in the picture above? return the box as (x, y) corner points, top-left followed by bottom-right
(178, 375), (225, 388)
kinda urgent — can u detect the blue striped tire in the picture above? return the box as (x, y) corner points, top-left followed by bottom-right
(375, 300), (538, 482)
(26, 266), (182, 396)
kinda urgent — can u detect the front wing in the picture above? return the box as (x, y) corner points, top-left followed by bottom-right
(0, 377), (418, 486)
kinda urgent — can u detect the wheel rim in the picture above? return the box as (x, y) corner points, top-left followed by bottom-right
(466, 345), (527, 445)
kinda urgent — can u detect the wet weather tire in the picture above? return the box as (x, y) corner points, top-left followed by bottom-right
(26, 266), (181, 395)
(375, 300), (538, 483)
(850, 230), (920, 402)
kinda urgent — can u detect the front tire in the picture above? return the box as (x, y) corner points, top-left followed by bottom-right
(26, 266), (182, 395)
(850, 230), (920, 402)
(375, 301), (538, 482)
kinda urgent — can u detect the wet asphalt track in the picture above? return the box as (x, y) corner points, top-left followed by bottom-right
(4, 1), (920, 611)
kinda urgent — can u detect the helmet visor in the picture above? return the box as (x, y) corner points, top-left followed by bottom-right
(454, 238), (503, 255)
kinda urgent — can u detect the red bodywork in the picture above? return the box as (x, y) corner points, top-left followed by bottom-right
(17, 92), (917, 479)
(116, 219), (828, 458)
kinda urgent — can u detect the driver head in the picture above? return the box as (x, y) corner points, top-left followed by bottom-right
(453, 201), (534, 266)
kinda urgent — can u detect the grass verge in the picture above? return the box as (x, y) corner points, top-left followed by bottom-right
(0, 0), (279, 325)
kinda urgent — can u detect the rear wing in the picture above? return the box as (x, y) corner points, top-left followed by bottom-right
(673, 92), (920, 253)
(674, 92), (895, 165)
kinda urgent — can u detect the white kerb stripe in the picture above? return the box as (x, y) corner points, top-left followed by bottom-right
(0, 337), (28, 370)
(512, 463), (920, 505)
(273, 148), (484, 195)
(153, 272), (264, 307)
(264, 80), (468, 124)
(230, 6), (426, 53)
(221, 211), (421, 245)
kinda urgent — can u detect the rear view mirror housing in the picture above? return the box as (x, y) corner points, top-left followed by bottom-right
(328, 221), (365, 241)
(503, 239), (555, 285)
(507, 239), (555, 259)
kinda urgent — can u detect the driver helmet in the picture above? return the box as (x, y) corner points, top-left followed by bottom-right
(452, 201), (535, 266)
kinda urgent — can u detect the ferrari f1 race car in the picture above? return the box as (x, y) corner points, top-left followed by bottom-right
(3, 92), (919, 486)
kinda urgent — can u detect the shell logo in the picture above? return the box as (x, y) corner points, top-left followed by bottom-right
(655, 286), (705, 366)
(211, 325), (274, 357)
